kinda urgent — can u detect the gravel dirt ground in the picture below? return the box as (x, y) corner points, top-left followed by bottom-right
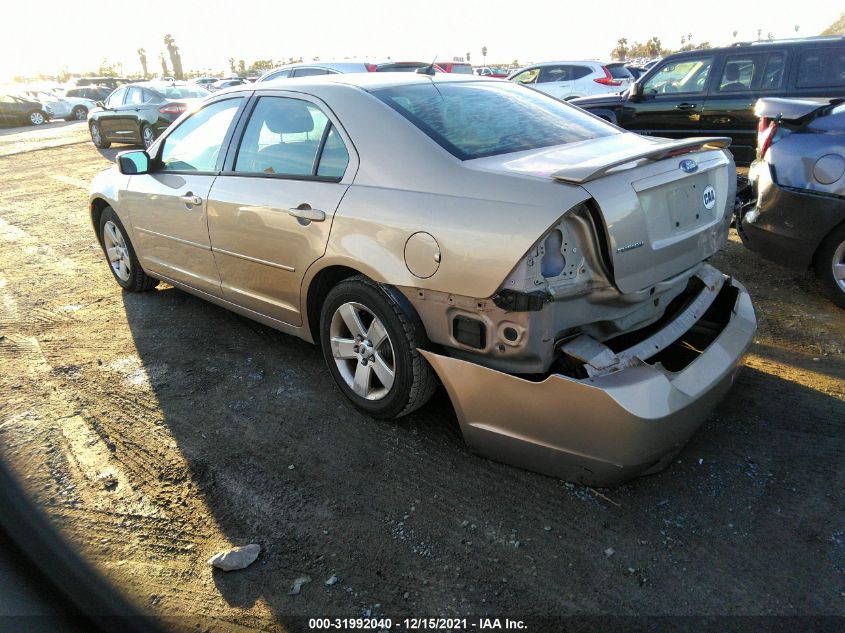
(0, 123), (843, 632)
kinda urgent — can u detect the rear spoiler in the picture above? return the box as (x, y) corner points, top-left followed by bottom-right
(754, 97), (844, 123)
(551, 137), (731, 184)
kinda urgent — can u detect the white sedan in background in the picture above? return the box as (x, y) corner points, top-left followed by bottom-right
(20, 89), (96, 121)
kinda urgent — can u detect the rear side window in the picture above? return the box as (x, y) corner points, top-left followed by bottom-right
(606, 64), (632, 79)
(292, 68), (330, 77)
(796, 48), (845, 88)
(159, 98), (243, 172)
(373, 81), (617, 160)
(234, 96), (349, 179)
(449, 65), (473, 75)
(760, 53), (786, 90)
(718, 56), (757, 92)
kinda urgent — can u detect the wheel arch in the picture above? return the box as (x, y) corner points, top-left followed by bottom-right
(90, 197), (111, 242)
(812, 216), (845, 269)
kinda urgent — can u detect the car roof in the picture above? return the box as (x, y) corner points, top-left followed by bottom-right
(252, 71), (493, 92)
(662, 35), (845, 60)
(524, 60), (606, 67)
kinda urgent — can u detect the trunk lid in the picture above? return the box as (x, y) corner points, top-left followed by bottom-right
(470, 133), (735, 294)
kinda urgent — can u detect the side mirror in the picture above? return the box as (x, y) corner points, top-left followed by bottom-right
(629, 82), (644, 101)
(117, 150), (150, 175)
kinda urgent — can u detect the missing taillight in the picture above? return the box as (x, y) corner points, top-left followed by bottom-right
(758, 121), (777, 159)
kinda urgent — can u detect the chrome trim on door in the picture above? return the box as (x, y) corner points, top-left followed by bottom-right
(212, 247), (296, 272)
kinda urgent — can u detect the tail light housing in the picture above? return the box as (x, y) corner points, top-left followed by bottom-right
(159, 102), (186, 115)
(365, 63), (378, 72)
(757, 118), (777, 159)
(594, 67), (622, 87)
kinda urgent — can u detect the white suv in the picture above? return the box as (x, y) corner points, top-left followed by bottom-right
(507, 61), (634, 100)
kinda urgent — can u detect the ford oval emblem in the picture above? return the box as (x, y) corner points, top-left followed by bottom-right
(680, 159), (698, 173)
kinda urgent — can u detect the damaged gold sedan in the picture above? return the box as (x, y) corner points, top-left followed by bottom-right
(89, 73), (756, 486)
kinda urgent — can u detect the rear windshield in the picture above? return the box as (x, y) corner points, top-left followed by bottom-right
(154, 86), (210, 99)
(372, 81), (617, 160)
(606, 64), (633, 79)
(449, 65), (474, 74)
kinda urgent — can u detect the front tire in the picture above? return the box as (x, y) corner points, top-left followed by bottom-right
(320, 275), (436, 419)
(98, 207), (158, 292)
(89, 121), (110, 148)
(814, 224), (845, 309)
(28, 110), (45, 125)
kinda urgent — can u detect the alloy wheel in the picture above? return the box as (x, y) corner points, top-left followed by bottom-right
(103, 220), (131, 282)
(329, 302), (395, 400)
(142, 127), (154, 149)
(74, 107), (87, 120)
(90, 124), (102, 146)
(30, 112), (44, 125)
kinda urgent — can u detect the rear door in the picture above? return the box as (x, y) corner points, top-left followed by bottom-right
(623, 54), (714, 138)
(701, 51), (786, 164)
(123, 95), (247, 296)
(206, 92), (357, 326)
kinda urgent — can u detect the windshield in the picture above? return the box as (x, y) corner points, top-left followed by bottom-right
(372, 80), (617, 160)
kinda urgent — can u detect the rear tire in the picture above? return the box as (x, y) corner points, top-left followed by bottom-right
(814, 224), (845, 309)
(28, 110), (45, 125)
(140, 124), (155, 149)
(68, 106), (88, 121)
(319, 275), (436, 419)
(98, 207), (158, 292)
(89, 121), (110, 148)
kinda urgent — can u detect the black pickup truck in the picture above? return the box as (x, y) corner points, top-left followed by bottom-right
(572, 36), (845, 165)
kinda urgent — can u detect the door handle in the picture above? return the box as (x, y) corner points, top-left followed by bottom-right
(675, 103), (697, 110)
(179, 193), (202, 206)
(287, 205), (326, 222)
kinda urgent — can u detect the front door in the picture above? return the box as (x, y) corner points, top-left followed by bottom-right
(207, 94), (355, 326)
(97, 87), (128, 140)
(621, 55), (714, 138)
(124, 96), (246, 297)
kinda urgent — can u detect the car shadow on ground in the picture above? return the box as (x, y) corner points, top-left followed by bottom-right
(118, 281), (845, 626)
(0, 120), (83, 136)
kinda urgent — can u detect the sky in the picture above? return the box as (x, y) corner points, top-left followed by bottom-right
(0, 0), (838, 80)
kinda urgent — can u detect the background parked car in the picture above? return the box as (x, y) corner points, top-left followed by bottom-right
(191, 77), (218, 89)
(208, 77), (247, 91)
(20, 89), (96, 121)
(63, 85), (113, 103)
(256, 60), (440, 82)
(572, 36), (845, 165)
(0, 94), (51, 126)
(437, 60), (473, 74)
(474, 66), (509, 77)
(73, 77), (131, 90)
(87, 82), (209, 149)
(507, 61), (634, 100)
(737, 97), (845, 307)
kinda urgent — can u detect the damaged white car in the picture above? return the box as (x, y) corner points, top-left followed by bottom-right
(88, 73), (756, 485)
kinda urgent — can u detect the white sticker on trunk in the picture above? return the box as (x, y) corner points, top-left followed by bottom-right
(703, 185), (716, 210)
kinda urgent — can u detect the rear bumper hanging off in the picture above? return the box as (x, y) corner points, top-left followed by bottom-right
(421, 269), (756, 486)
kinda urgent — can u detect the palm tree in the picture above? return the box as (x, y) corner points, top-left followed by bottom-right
(159, 53), (168, 78)
(163, 34), (184, 79)
(137, 48), (148, 78)
(228, 58), (236, 74)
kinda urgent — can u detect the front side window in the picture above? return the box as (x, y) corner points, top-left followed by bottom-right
(510, 68), (540, 84)
(104, 87), (126, 108)
(643, 57), (713, 95)
(234, 96), (348, 178)
(373, 81), (617, 160)
(159, 98), (243, 172)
